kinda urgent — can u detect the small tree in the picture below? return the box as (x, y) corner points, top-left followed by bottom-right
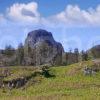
(3, 45), (15, 57)
(16, 43), (24, 65)
(88, 51), (94, 60)
(74, 48), (79, 63)
(81, 50), (88, 61)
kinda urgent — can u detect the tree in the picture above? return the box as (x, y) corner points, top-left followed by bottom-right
(3, 45), (15, 57)
(16, 43), (24, 65)
(81, 50), (88, 61)
(74, 48), (79, 63)
(88, 50), (94, 60)
(24, 43), (36, 66)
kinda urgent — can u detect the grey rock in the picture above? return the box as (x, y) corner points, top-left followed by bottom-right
(83, 67), (96, 76)
(24, 29), (64, 66)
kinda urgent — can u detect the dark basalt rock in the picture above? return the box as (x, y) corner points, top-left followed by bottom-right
(25, 29), (56, 47)
(25, 29), (64, 66)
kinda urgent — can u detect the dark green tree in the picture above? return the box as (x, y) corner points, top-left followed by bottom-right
(3, 45), (15, 57)
(74, 48), (79, 63)
(16, 43), (24, 65)
(81, 50), (88, 61)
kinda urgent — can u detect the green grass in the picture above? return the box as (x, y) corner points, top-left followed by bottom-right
(0, 60), (100, 100)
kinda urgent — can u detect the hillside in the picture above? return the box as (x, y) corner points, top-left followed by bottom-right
(0, 60), (100, 100)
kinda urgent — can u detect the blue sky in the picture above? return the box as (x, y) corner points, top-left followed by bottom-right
(1, 0), (100, 16)
(0, 0), (100, 51)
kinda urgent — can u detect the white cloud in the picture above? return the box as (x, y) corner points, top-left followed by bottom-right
(7, 2), (40, 23)
(48, 5), (100, 27)
(1, 2), (100, 28)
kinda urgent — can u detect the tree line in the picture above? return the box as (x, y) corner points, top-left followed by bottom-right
(0, 43), (99, 66)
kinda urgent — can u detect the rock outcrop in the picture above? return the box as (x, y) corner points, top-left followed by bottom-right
(24, 29), (64, 66)
(88, 45), (100, 59)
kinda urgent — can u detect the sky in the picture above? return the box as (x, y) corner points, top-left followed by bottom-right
(0, 0), (100, 51)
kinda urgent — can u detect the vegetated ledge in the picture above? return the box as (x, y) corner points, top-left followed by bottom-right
(0, 66), (55, 89)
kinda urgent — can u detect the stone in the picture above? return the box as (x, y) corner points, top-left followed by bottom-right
(24, 29), (64, 66)
(83, 67), (96, 76)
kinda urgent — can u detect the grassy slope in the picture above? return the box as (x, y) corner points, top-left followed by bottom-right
(0, 61), (100, 100)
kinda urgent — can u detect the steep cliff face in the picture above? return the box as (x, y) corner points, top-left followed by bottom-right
(24, 29), (64, 66)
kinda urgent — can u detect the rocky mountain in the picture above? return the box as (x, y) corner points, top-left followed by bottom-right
(24, 29), (64, 66)
(88, 45), (100, 59)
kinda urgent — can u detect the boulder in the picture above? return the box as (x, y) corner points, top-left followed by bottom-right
(24, 29), (64, 66)
(83, 67), (96, 76)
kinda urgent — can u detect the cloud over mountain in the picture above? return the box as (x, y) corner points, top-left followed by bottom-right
(45, 5), (100, 27)
(63, 5), (100, 26)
